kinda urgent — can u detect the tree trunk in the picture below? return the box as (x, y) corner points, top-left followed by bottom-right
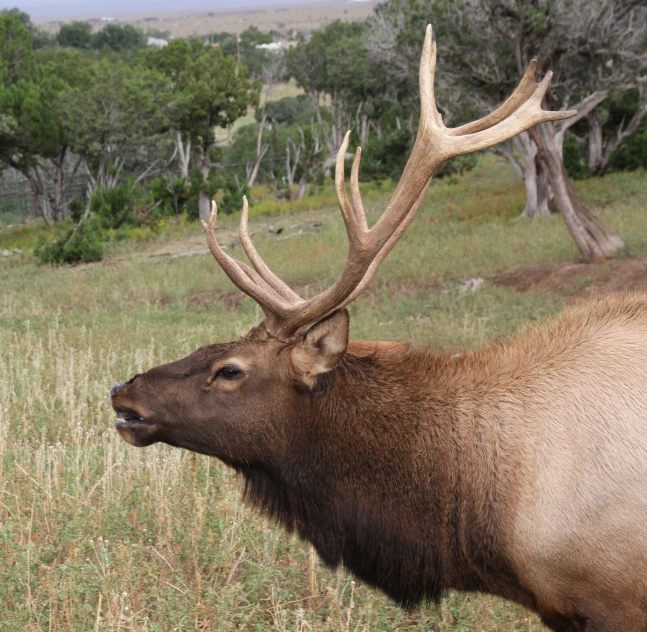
(49, 158), (70, 222)
(22, 166), (51, 224)
(496, 134), (551, 219)
(513, 133), (552, 219)
(199, 162), (211, 221)
(247, 144), (268, 189)
(199, 190), (212, 221)
(295, 177), (307, 201)
(587, 110), (604, 175)
(371, 118), (383, 140)
(360, 113), (369, 145)
(247, 114), (269, 188)
(176, 132), (191, 179)
(532, 123), (624, 262)
(536, 162), (552, 218)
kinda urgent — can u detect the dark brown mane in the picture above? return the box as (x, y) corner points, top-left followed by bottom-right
(236, 346), (527, 608)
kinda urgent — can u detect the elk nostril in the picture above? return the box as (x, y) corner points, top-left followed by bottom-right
(110, 380), (130, 398)
(110, 374), (142, 399)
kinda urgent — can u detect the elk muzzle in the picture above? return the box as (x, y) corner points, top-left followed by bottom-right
(111, 377), (160, 448)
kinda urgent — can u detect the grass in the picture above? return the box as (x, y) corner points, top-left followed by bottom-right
(1, 157), (646, 630)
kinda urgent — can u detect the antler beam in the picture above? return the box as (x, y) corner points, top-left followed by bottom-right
(202, 24), (576, 341)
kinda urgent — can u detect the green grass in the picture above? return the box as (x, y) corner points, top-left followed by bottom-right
(0, 157), (646, 630)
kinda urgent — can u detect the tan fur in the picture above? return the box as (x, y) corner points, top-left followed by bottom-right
(420, 294), (647, 628)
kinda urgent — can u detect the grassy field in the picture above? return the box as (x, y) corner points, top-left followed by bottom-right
(1, 157), (646, 631)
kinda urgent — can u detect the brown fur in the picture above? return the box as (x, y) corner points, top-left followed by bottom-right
(111, 294), (647, 631)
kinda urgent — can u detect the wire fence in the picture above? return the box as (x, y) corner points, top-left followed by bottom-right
(0, 154), (295, 225)
(0, 169), (88, 225)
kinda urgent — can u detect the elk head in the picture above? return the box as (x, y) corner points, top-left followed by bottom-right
(111, 25), (574, 471)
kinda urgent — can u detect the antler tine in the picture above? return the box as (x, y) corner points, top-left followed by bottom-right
(334, 131), (363, 242)
(442, 71), (576, 158)
(350, 147), (368, 231)
(450, 60), (538, 136)
(201, 201), (292, 320)
(339, 187), (429, 310)
(419, 24), (444, 131)
(235, 259), (290, 301)
(239, 197), (303, 303)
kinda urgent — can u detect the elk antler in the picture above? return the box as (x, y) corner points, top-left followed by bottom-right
(202, 25), (576, 341)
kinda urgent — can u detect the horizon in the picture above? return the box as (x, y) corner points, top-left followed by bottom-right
(0, 0), (347, 20)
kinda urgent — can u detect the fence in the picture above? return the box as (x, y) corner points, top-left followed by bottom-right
(0, 154), (302, 226)
(0, 169), (88, 226)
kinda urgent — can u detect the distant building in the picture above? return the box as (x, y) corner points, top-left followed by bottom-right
(256, 41), (297, 51)
(147, 37), (168, 48)
(256, 42), (283, 52)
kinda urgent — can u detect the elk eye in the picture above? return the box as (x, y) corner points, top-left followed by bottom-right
(218, 365), (243, 380)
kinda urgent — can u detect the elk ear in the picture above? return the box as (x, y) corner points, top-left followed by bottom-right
(291, 309), (349, 388)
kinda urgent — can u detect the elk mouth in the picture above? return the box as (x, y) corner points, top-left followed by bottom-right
(115, 411), (160, 448)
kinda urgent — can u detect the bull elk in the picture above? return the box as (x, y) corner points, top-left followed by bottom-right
(110, 26), (647, 631)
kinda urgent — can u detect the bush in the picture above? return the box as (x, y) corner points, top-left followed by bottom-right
(35, 180), (169, 265)
(35, 217), (105, 265)
(91, 181), (137, 229)
(609, 131), (647, 172)
(149, 176), (189, 218)
(563, 134), (592, 180)
(220, 178), (249, 215)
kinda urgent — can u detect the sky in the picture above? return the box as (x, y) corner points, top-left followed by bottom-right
(0, 0), (332, 19)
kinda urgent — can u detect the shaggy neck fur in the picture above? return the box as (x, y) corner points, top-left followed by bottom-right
(236, 344), (533, 609)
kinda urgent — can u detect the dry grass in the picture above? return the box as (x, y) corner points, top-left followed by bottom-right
(1, 157), (646, 630)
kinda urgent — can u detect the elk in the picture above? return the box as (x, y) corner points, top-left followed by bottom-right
(111, 26), (647, 631)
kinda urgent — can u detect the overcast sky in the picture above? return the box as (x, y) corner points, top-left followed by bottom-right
(1, 0), (330, 19)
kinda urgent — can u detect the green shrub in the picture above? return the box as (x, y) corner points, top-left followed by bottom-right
(359, 127), (412, 182)
(563, 134), (592, 180)
(149, 176), (189, 218)
(220, 178), (249, 215)
(35, 217), (105, 265)
(91, 181), (137, 229)
(609, 131), (647, 172)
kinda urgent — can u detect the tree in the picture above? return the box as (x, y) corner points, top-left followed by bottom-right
(60, 59), (172, 191)
(370, 0), (646, 261)
(147, 39), (259, 219)
(2, 8), (57, 50)
(58, 21), (92, 49)
(575, 88), (647, 175)
(91, 24), (145, 51)
(0, 11), (36, 86)
(287, 20), (385, 158)
(209, 26), (273, 78)
(0, 16), (86, 222)
(247, 50), (286, 188)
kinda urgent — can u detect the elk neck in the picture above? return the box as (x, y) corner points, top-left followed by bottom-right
(234, 342), (529, 609)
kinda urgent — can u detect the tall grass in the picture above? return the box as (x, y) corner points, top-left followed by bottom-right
(0, 157), (646, 630)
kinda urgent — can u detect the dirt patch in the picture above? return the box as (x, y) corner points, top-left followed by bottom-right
(493, 256), (647, 301)
(154, 296), (174, 307)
